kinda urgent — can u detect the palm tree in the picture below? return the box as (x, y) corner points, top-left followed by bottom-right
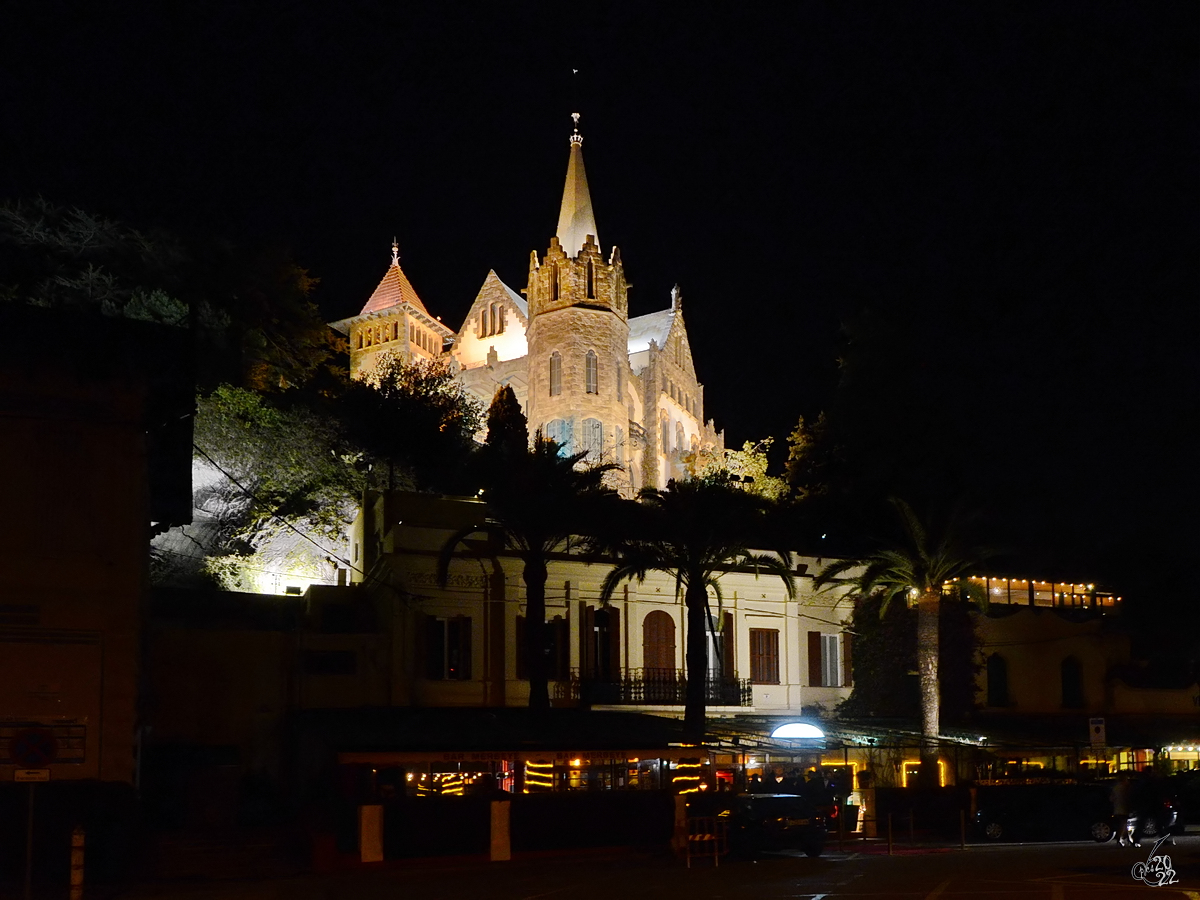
(599, 474), (796, 742)
(814, 498), (989, 788)
(439, 421), (617, 711)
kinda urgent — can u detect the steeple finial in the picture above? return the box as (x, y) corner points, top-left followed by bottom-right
(391, 238), (399, 266)
(555, 113), (598, 257)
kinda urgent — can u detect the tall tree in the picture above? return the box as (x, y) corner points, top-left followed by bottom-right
(340, 354), (483, 494)
(439, 411), (617, 711)
(599, 474), (795, 741)
(815, 499), (989, 788)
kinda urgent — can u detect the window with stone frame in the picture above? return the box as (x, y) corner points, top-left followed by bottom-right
(807, 631), (852, 687)
(585, 350), (598, 394)
(424, 615), (472, 680)
(749, 628), (780, 684)
(545, 418), (572, 455)
(676, 422), (685, 456)
(615, 425), (624, 465)
(549, 352), (562, 396)
(661, 417), (670, 453)
(582, 418), (603, 458)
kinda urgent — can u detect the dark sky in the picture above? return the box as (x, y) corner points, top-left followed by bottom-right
(3, 3), (1196, 602)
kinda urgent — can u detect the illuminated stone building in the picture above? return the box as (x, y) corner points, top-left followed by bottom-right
(331, 116), (724, 493)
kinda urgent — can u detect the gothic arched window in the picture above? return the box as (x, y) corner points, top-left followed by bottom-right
(544, 418), (571, 456)
(582, 418), (603, 458)
(585, 350), (598, 394)
(986, 653), (1009, 707)
(549, 352), (562, 396)
(586, 258), (595, 299)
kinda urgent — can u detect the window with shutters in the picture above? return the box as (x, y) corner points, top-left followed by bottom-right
(821, 634), (841, 687)
(749, 629), (780, 684)
(549, 352), (562, 396)
(516, 615), (569, 681)
(807, 631), (851, 687)
(425, 615), (472, 680)
(705, 612), (734, 679)
(585, 350), (598, 394)
(544, 418), (571, 456)
(581, 606), (620, 681)
(642, 610), (676, 678)
(582, 418), (603, 458)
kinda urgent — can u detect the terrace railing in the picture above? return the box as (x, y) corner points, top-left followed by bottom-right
(555, 667), (753, 707)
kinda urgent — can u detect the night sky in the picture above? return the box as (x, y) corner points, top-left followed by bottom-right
(3, 3), (1196, 607)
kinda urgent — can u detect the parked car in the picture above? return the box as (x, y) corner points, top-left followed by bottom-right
(973, 783), (1113, 842)
(718, 793), (827, 857)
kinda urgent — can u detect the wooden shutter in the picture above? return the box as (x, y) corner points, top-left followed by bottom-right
(807, 631), (823, 686)
(749, 629), (780, 684)
(643, 610), (675, 672)
(842, 632), (853, 686)
(607, 607), (621, 678)
(722, 611), (734, 678)
(581, 605), (596, 676)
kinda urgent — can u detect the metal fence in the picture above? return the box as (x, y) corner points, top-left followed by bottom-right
(556, 668), (753, 706)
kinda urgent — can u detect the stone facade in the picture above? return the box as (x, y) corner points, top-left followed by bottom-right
(332, 123), (724, 494)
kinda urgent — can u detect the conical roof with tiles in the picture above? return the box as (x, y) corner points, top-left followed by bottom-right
(359, 244), (431, 317)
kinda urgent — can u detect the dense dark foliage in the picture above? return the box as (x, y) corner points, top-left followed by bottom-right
(838, 593), (979, 724)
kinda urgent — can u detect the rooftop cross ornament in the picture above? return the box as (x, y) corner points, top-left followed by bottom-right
(391, 238), (399, 266)
(570, 112), (582, 146)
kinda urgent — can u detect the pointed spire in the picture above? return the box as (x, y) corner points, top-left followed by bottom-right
(359, 238), (429, 316)
(555, 112), (598, 258)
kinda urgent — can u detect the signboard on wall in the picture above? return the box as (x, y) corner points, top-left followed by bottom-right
(1089, 717), (1106, 748)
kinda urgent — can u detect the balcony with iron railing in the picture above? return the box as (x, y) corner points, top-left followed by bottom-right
(555, 667), (753, 707)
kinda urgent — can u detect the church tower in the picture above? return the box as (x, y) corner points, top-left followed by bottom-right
(329, 242), (455, 381)
(525, 115), (634, 483)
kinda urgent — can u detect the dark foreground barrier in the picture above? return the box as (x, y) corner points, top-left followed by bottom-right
(0, 781), (139, 886)
(367, 791), (674, 859)
(871, 787), (970, 839)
